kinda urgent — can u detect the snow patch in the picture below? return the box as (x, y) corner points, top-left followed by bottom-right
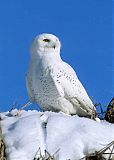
(1, 110), (114, 160)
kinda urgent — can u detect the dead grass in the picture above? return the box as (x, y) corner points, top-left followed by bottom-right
(0, 123), (6, 160)
(81, 141), (114, 160)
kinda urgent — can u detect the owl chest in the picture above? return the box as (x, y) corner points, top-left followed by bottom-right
(31, 69), (60, 100)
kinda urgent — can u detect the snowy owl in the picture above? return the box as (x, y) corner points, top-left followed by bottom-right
(26, 33), (96, 117)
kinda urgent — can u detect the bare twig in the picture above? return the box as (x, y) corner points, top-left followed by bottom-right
(19, 101), (32, 110)
(80, 141), (114, 160)
(33, 148), (60, 160)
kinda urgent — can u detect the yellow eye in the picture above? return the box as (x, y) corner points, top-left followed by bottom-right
(43, 39), (50, 42)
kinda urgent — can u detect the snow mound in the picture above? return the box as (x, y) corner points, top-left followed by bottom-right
(1, 109), (114, 160)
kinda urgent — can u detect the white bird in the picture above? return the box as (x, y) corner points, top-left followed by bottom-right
(26, 33), (96, 117)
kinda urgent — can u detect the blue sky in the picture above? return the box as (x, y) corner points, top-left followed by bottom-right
(0, 0), (112, 112)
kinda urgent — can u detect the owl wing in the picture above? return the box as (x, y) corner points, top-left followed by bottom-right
(51, 62), (96, 116)
(26, 74), (35, 102)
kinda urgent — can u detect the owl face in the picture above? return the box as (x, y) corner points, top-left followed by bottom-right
(32, 33), (61, 53)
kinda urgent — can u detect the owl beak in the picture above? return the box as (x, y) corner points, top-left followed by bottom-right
(53, 45), (56, 49)
(49, 41), (56, 49)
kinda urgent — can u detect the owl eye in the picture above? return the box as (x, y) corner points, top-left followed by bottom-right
(43, 39), (50, 42)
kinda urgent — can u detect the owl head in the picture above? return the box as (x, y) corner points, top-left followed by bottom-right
(30, 33), (61, 57)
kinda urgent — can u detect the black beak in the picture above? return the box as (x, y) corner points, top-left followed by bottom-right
(53, 45), (56, 49)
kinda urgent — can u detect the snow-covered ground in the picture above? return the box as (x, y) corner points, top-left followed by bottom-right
(1, 109), (114, 160)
